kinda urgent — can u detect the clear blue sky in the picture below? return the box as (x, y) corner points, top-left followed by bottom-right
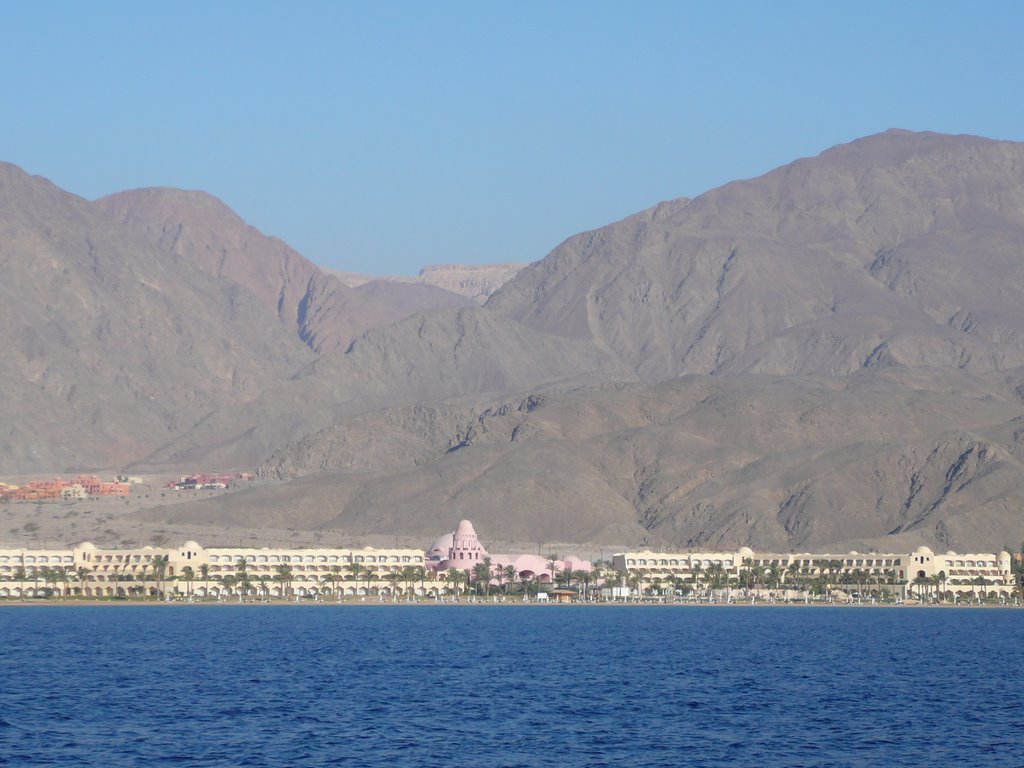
(3, 1), (1022, 275)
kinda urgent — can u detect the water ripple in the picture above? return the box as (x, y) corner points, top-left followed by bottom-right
(1, 606), (1022, 766)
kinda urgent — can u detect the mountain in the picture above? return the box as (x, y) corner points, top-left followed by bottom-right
(96, 189), (474, 354)
(330, 263), (526, 304)
(4, 130), (1024, 554)
(0, 162), (316, 471)
(489, 130), (1024, 381)
(0, 167), (629, 473)
(130, 368), (1024, 552)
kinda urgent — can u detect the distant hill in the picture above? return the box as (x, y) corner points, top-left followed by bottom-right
(329, 262), (527, 304)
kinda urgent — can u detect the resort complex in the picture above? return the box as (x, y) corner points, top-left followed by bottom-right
(0, 520), (1019, 603)
(613, 546), (1018, 602)
(0, 475), (132, 501)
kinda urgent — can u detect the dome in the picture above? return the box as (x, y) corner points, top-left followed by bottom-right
(183, 541), (202, 551)
(737, 546), (754, 558)
(914, 546), (933, 556)
(427, 533), (454, 558)
(455, 520), (477, 536)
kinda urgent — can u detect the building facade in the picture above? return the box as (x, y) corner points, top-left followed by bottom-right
(0, 541), (437, 599)
(612, 545), (1016, 599)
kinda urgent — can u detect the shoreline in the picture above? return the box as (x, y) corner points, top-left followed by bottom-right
(2, 598), (1020, 609)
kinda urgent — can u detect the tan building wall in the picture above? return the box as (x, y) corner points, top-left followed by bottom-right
(612, 545), (1016, 599)
(0, 541), (442, 599)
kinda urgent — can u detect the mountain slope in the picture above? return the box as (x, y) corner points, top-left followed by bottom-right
(0, 163), (315, 471)
(132, 371), (1024, 551)
(96, 189), (473, 353)
(489, 130), (1024, 381)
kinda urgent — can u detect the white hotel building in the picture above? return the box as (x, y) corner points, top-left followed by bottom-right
(612, 545), (1016, 600)
(0, 541), (438, 599)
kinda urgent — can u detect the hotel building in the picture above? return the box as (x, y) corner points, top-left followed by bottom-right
(0, 541), (438, 599)
(612, 545), (1016, 599)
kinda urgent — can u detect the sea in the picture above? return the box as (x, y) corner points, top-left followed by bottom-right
(1, 605), (1022, 767)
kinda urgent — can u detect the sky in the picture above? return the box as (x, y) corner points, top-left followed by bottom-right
(3, 1), (1023, 276)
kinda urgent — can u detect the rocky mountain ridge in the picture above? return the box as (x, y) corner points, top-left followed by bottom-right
(4, 130), (1024, 553)
(329, 262), (526, 304)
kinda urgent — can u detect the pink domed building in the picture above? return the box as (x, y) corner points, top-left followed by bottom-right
(427, 519), (591, 584)
(427, 519), (488, 570)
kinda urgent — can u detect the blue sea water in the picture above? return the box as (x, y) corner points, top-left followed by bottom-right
(1, 605), (1022, 767)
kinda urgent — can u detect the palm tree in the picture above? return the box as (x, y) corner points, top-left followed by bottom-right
(706, 563), (727, 591)
(399, 565), (419, 601)
(12, 565), (28, 598)
(627, 570), (643, 600)
(344, 562), (364, 598)
(935, 570), (948, 602)
(137, 562), (150, 600)
(785, 561), (801, 591)
(385, 571), (402, 598)
(502, 565), (518, 594)
(327, 565), (342, 598)
(651, 576), (664, 599)
(113, 559), (131, 599)
(363, 567), (377, 597)
(738, 567), (755, 592)
(974, 574), (988, 603)
(221, 574), (238, 599)
(181, 566), (195, 598)
(577, 569), (593, 601)
(472, 561), (491, 597)
(235, 557), (251, 599)
(446, 567), (466, 599)
(591, 564), (604, 595)
(198, 563), (210, 598)
(273, 564), (293, 599)
(545, 554), (560, 586)
(152, 554), (170, 599)
(76, 566), (91, 597)
(912, 573), (931, 601)
(54, 566), (70, 598)
(523, 575), (541, 599)
(38, 566), (56, 598)
(752, 565), (766, 595)
(412, 565), (428, 599)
